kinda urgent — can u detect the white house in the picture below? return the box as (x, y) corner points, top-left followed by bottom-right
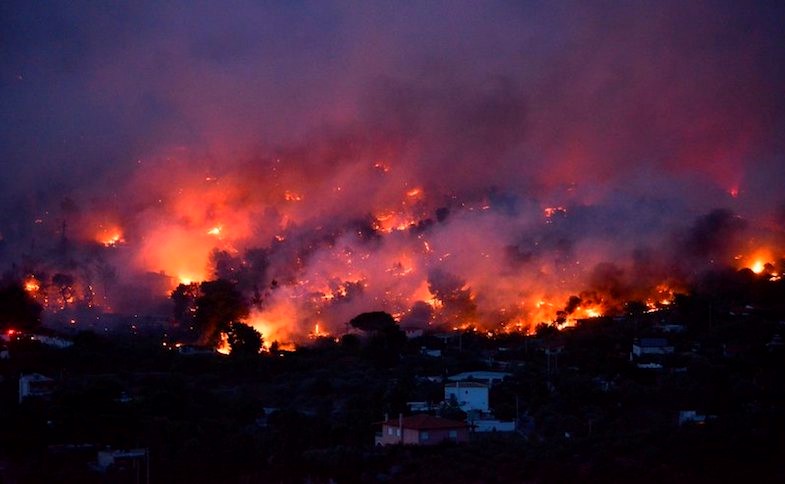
(471, 418), (516, 432)
(444, 381), (489, 412)
(30, 334), (73, 348)
(631, 338), (674, 359)
(19, 373), (55, 403)
(96, 448), (148, 472)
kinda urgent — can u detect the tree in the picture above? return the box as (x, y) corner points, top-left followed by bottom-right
(227, 321), (263, 356)
(349, 311), (397, 332)
(170, 279), (249, 345)
(0, 282), (42, 331)
(171, 283), (199, 326)
(195, 279), (249, 345)
(349, 311), (406, 367)
(52, 273), (75, 309)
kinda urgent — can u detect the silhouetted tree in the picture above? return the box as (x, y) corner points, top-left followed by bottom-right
(194, 279), (249, 345)
(349, 311), (406, 367)
(171, 282), (199, 327)
(52, 273), (75, 308)
(227, 321), (263, 356)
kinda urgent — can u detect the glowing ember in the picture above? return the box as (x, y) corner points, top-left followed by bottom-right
(406, 187), (423, 198)
(207, 226), (222, 236)
(284, 190), (303, 202)
(24, 276), (40, 293)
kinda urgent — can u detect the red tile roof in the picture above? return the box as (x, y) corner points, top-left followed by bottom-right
(380, 414), (468, 430)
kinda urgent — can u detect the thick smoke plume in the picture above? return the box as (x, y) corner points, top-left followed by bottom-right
(1, 1), (783, 344)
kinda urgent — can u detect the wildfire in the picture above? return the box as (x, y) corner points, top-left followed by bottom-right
(406, 187), (423, 199)
(97, 227), (124, 247)
(24, 276), (40, 293)
(544, 207), (567, 223)
(750, 260), (766, 274)
(216, 332), (231, 355)
(740, 248), (777, 275)
(284, 190), (303, 202)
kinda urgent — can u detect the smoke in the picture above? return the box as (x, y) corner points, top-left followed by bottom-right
(1, 1), (784, 342)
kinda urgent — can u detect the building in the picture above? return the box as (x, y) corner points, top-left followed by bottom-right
(444, 381), (489, 412)
(631, 338), (674, 359)
(375, 414), (469, 446)
(95, 448), (149, 479)
(470, 418), (516, 432)
(447, 371), (511, 386)
(18, 373), (55, 403)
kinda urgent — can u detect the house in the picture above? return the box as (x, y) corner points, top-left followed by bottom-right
(421, 347), (442, 357)
(375, 414), (469, 446)
(177, 344), (217, 356)
(95, 448), (148, 472)
(444, 381), (489, 412)
(407, 401), (431, 412)
(470, 418), (516, 432)
(19, 373), (55, 403)
(30, 334), (73, 348)
(631, 338), (674, 359)
(402, 327), (424, 339)
(447, 371), (510, 386)
(678, 410), (706, 426)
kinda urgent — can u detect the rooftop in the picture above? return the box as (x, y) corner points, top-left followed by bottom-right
(380, 414), (469, 430)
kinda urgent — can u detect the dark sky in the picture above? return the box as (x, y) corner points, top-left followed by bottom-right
(2, 1), (783, 199)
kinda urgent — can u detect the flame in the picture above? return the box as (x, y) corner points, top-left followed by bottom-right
(97, 226), (124, 247)
(207, 225), (222, 236)
(24, 276), (40, 293)
(740, 248), (776, 274)
(216, 332), (231, 355)
(284, 190), (303, 202)
(406, 187), (423, 199)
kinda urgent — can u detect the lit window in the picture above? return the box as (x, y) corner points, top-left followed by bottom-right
(449, 430), (457, 439)
(396, 428), (400, 436)
(421, 431), (429, 440)
(388, 427), (393, 435)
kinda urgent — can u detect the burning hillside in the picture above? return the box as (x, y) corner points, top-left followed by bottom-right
(0, 2), (783, 348)
(6, 151), (784, 348)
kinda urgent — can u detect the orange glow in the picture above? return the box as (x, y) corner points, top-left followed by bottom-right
(216, 332), (231, 355)
(207, 225), (222, 236)
(97, 226), (124, 247)
(739, 248), (776, 274)
(24, 276), (40, 293)
(284, 190), (303, 202)
(406, 187), (423, 198)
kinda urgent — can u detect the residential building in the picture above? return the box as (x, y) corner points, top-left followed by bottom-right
(19, 373), (55, 403)
(631, 338), (674, 359)
(447, 371), (511, 386)
(444, 381), (489, 412)
(375, 414), (469, 446)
